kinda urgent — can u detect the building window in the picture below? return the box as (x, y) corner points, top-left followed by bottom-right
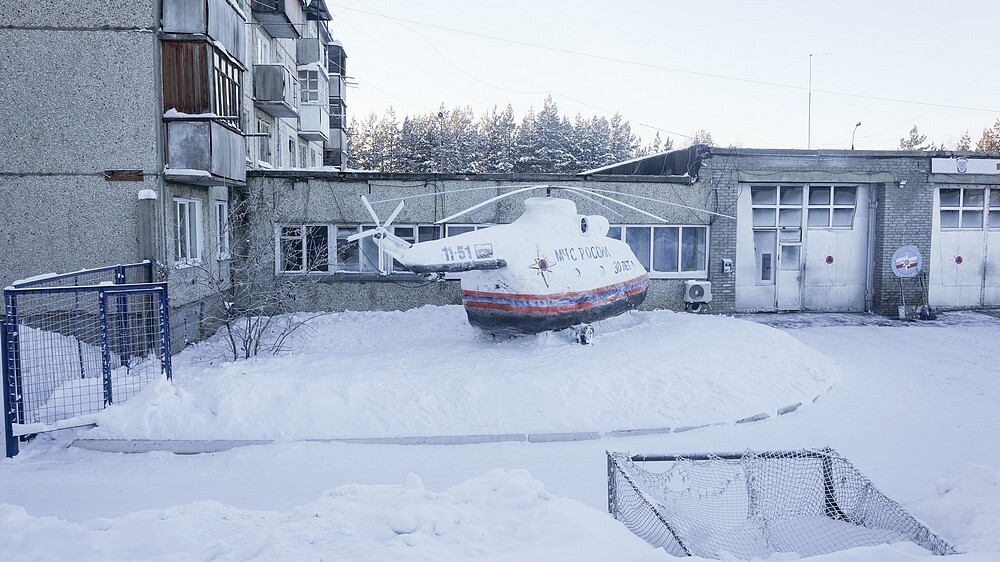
(277, 224), (443, 275)
(175, 198), (202, 264)
(212, 50), (241, 129)
(298, 70), (320, 103)
(940, 187), (985, 229)
(607, 225), (709, 277)
(257, 119), (272, 164)
(256, 32), (270, 65)
(329, 99), (345, 129)
(278, 226), (330, 273)
(808, 186), (857, 228)
(752, 185), (804, 228)
(288, 137), (296, 167)
(299, 144), (308, 169)
(214, 201), (230, 260)
(990, 188), (1000, 229)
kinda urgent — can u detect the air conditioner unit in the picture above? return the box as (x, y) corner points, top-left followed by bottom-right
(684, 280), (712, 303)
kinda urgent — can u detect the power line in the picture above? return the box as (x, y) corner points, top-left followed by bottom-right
(334, 4), (1000, 115)
(345, 1), (692, 140)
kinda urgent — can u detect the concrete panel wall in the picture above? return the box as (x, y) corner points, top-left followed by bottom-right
(0, 0), (156, 29)
(1, 2), (161, 290)
(0, 176), (154, 287)
(244, 172), (714, 314)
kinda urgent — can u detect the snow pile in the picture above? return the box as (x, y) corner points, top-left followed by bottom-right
(0, 469), (668, 561)
(86, 307), (839, 440)
(910, 464), (1000, 554)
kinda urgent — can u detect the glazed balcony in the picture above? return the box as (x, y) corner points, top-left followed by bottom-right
(298, 104), (330, 142)
(253, 64), (298, 119)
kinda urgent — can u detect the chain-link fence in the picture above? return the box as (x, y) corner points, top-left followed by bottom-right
(607, 449), (956, 558)
(3, 263), (171, 456)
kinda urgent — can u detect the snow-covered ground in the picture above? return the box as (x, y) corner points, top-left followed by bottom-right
(1, 307), (998, 561)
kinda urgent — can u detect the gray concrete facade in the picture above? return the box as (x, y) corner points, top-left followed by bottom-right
(1, 1), (161, 286)
(246, 171), (713, 314)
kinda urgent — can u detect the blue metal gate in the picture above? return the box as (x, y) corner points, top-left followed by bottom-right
(2, 263), (172, 456)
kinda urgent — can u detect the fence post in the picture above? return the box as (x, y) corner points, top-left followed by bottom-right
(158, 286), (173, 381)
(607, 451), (617, 515)
(98, 290), (114, 405)
(3, 292), (23, 457)
(114, 267), (131, 367)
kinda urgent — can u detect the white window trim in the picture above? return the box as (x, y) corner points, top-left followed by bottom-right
(989, 188), (1000, 229)
(806, 185), (858, 230)
(276, 224), (333, 274)
(608, 224), (709, 279)
(939, 186), (986, 230)
(174, 198), (203, 267)
(276, 223), (448, 276)
(215, 200), (231, 260)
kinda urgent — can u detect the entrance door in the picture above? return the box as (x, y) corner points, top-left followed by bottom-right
(777, 242), (802, 310)
(930, 187), (1000, 306)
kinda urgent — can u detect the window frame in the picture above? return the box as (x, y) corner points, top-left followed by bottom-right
(174, 198), (203, 266)
(989, 188), (1000, 229)
(276, 223), (444, 276)
(214, 200), (231, 260)
(607, 224), (709, 279)
(298, 69), (321, 103)
(212, 49), (242, 130)
(940, 186), (986, 230)
(276, 224), (332, 274)
(807, 185), (858, 229)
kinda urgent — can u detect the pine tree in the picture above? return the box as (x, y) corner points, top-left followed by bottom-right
(975, 119), (1000, 152)
(477, 105), (517, 173)
(608, 113), (640, 162)
(955, 130), (972, 151)
(398, 113), (437, 172)
(898, 125), (928, 151)
(690, 129), (714, 147)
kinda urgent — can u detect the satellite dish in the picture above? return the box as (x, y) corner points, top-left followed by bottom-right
(891, 246), (922, 279)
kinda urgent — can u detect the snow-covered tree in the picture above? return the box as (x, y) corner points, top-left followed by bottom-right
(975, 119), (1000, 152)
(608, 113), (641, 162)
(898, 125), (928, 151)
(477, 105), (518, 173)
(955, 130), (972, 151)
(690, 129), (714, 147)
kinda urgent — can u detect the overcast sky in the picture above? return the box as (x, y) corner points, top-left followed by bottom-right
(328, 0), (1000, 151)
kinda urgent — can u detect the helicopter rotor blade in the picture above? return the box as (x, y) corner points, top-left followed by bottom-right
(556, 186), (672, 223)
(554, 188), (624, 219)
(359, 195), (381, 224)
(382, 200), (405, 229)
(346, 228), (380, 243)
(434, 185), (546, 224)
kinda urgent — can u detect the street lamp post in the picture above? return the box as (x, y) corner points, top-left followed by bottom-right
(851, 121), (862, 150)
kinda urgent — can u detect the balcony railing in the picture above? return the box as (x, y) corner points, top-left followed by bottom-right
(253, 64), (298, 118)
(251, 0), (306, 39)
(164, 120), (246, 186)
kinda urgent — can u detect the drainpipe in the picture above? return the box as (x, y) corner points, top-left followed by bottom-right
(864, 184), (879, 312)
(153, 0), (168, 274)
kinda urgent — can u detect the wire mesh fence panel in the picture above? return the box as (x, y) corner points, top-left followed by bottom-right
(4, 268), (170, 455)
(607, 449), (956, 559)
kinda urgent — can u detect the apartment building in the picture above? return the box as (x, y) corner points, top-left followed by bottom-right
(0, 0), (346, 350)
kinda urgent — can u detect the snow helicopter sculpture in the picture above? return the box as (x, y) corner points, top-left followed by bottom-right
(351, 186), (728, 343)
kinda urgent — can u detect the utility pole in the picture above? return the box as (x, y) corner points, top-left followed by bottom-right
(808, 54), (813, 150)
